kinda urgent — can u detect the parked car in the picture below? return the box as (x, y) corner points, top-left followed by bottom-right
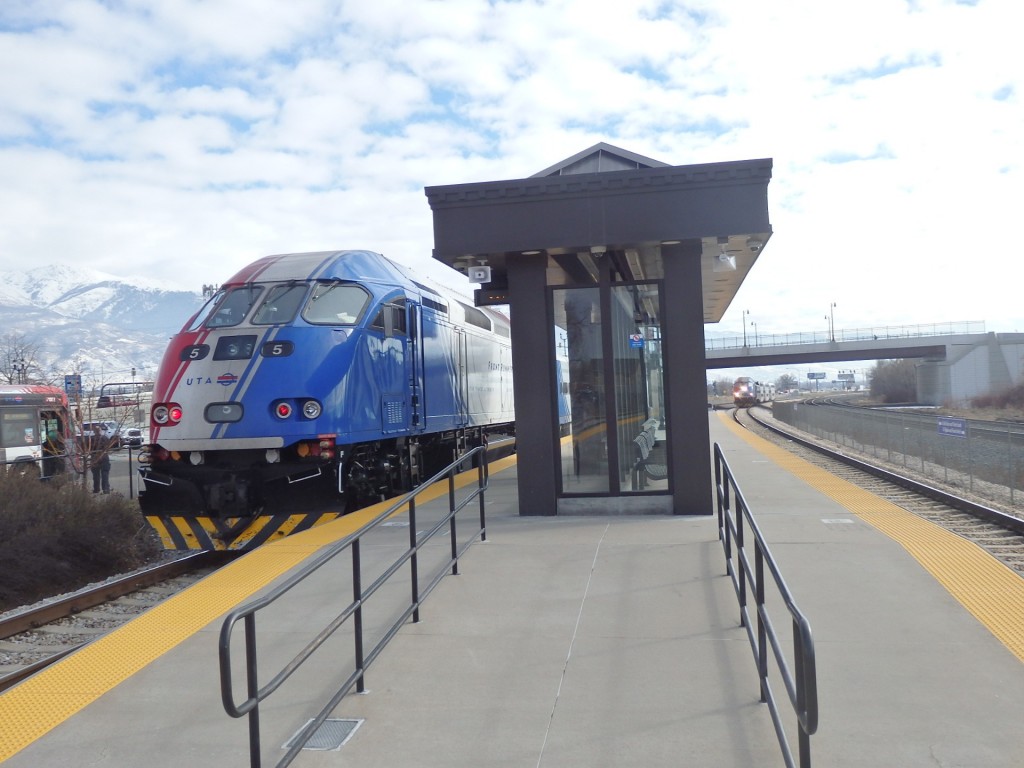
(80, 421), (122, 449)
(123, 428), (144, 448)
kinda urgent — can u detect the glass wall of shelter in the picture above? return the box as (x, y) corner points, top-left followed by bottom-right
(551, 251), (668, 498)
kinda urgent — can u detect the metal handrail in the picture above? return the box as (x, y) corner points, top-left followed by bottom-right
(219, 447), (489, 768)
(2, 451), (71, 479)
(714, 443), (818, 768)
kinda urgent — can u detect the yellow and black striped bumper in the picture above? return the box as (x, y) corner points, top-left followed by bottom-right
(144, 511), (344, 550)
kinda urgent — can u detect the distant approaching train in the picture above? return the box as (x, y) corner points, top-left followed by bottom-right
(139, 250), (522, 550)
(733, 376), (775, 407)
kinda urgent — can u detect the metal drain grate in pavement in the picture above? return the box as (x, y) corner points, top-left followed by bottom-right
(283, 718), (363, 751)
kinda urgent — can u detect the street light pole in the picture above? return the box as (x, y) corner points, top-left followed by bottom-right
(742, 309), (750, 347)
(829, 302), (837, 342)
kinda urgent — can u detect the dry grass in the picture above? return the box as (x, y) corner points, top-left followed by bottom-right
(0, 471), (161, 613)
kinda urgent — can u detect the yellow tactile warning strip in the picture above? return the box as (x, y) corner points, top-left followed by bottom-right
(0, 454), (516, 763)
(719, 412), (1024, 664)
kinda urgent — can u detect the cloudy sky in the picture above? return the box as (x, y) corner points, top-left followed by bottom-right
(1, 0), (1020, 342)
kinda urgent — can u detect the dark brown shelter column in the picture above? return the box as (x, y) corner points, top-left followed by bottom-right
(661, 240), (712, 513)
(507, 253), (557, 515)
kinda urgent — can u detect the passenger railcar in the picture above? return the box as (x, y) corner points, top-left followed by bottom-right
(139, 250), (515, 550)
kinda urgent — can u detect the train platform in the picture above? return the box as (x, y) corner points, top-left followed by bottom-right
(3, 412), (1024, 766)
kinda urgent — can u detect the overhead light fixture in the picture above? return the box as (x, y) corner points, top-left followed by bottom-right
(522, 250), (542, 255)
(661, 240), (681, 246)
(713, 245), (736, 272)
(746, 238), (763, 252)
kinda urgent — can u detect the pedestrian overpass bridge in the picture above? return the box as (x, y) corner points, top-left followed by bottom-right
(702, 321), (1024, 405)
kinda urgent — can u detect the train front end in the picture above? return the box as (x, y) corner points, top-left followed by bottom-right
(139, 250), (405, 550)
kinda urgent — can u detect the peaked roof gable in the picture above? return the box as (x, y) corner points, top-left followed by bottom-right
(531, 142), (669, 178)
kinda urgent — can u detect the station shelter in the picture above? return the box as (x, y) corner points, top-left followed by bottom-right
(425, 143), (772, 516)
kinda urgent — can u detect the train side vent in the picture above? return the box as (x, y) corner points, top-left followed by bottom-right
(382, 395), (405, 429)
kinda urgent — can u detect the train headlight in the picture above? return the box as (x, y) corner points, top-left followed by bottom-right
(302, 400), (321, 419)
(189, 451), (204, 466)
(275, 402), (293, 419)
(266, 449), (280, 464)
(153, 404), (183, 425)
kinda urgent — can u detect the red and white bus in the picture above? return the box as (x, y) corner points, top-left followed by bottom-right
(0, 384), (71, 477)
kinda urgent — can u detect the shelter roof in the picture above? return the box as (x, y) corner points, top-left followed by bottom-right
(426, 144), (772, 322)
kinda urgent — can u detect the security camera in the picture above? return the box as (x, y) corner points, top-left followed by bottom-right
(468, 266), (492, 283)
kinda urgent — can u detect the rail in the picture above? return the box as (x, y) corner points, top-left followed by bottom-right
(714, 442), (818, 768)
(1, 450), (71, 479)
(705, 319), (985, 351)
(218, 446), (489, 768)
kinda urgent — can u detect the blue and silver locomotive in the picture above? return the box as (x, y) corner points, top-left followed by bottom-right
(140, 250), (515, 550)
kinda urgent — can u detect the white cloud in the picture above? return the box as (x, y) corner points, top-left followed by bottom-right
(0, 0), (1020, 338)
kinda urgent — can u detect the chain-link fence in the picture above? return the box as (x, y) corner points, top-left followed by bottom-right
(772, 401), (1024, 512)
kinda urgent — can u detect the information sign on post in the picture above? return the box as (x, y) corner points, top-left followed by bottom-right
(64, 374), (82, 397)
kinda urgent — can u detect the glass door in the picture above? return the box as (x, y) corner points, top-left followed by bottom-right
(554, 282), (667, 496)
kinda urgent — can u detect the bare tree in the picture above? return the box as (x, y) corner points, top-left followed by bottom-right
(870, 359), (917, 403)
(1, 332), (44, 384)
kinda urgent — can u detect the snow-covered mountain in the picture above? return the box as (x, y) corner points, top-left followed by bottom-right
(1, 265), (205, 386)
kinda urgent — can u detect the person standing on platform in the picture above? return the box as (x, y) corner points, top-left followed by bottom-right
(90, 423), (112, 493)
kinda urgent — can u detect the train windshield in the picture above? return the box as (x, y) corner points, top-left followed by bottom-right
(187, 290), (224, 331)
(205, 285), (265, 328)
(302, 282), (369, 325)
(252, 283), (307, 325)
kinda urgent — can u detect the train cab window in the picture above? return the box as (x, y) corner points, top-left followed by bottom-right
(188, 290), (225, 331)
(205, 286), (264, 328)
(302, 282), (370, 325)
(371, 297), (407, 336)
(252, 283), (307, 325)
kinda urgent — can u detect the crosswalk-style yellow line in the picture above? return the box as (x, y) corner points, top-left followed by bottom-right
(720, 412), (1024, 664)
(0, 454), (516, 762)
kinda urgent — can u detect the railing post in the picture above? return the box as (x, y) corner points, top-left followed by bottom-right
(352, 539), (365, 693)
(409, 496), (420, 623)
(737, 500), (746, 626)
(715, 451), (725, 542)
(244, 614), (262, 768)
(1009, 424), (1016, 506)
(448, 471), (459, 575)
(756, 545), (767, 704)
(478, 452), (487, 542)
(795, 620), (811, 768)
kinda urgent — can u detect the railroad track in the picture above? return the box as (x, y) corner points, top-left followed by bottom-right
(733, 405), (1024, 576)
(0, 551), (235, 692)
